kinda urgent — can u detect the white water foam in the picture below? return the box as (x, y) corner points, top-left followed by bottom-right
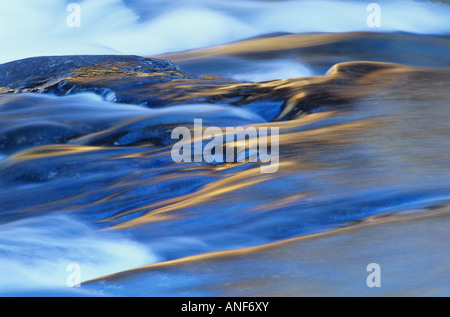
(229, 59), (314, 82)
(0, 214), (157, 294)
(1, 0), (450, 64)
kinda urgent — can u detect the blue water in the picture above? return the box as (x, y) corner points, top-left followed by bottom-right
(1, 0), (450, 296)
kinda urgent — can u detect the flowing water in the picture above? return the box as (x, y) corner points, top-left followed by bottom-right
(0, 0), (449, 296)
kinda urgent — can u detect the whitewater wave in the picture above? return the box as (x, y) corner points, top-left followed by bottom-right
(0, 214), (157, 294)
(229, 59), (314, 82)
(1, 0), (450, 63)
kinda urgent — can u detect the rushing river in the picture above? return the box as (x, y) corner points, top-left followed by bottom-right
(0, 0), (449, 296)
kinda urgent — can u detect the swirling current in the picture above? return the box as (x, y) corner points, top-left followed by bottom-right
(0, 0), (449, 296)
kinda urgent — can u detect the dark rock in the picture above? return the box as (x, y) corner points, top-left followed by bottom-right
(0, 55), (181, 90)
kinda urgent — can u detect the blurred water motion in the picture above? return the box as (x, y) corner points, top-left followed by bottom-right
(2, 0), (450, 64)
(1, 0), (450, 296)
(85, 209), (450, 296)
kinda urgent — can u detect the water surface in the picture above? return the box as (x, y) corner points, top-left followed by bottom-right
(0, 0), (449, 296)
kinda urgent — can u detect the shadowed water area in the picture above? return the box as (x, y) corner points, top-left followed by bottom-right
(1, 30), (450, 296)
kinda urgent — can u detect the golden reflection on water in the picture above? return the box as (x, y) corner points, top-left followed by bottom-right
(5, 144), (104, 162)
(154, 33), (363, 62)
(4, 59), (450, 234)
(105, 110), (384, 229)
(86, 207), (450, 296)
(2, 30), (450, 296)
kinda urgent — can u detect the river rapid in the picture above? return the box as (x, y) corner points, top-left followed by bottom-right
(0, 0), (449, 296)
